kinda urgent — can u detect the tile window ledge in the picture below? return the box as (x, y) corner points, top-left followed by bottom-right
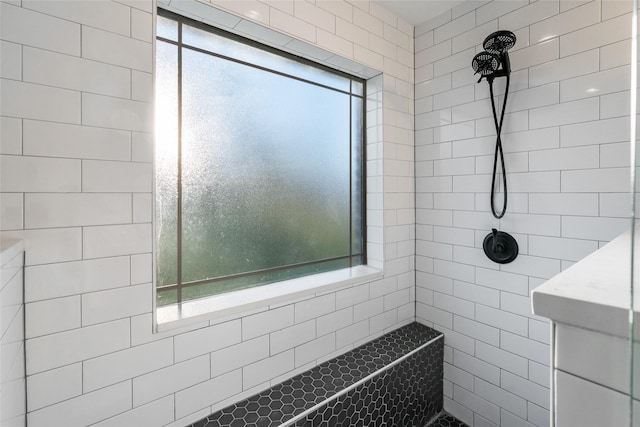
(155, 265), (383, 332)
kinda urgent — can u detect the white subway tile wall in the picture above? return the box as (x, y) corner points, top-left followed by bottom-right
(0, 0), (415, 425)
(416, 1), (631, 426)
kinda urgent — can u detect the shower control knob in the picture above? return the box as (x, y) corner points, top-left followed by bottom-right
(483, 228), (518, 264)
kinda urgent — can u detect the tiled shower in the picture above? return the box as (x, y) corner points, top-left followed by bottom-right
(414, 1), (631, 425)
(0, 0), (634, 426)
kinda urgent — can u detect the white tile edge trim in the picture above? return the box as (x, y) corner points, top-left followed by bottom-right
(156, 265), (384, 331)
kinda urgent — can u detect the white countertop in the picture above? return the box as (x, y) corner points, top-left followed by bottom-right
(531, 230), (632, 338)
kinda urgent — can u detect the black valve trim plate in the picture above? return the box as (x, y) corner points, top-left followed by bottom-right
(483, 228), (518, 264)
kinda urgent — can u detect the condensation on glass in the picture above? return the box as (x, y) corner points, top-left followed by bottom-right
(155, 10), (366, 306)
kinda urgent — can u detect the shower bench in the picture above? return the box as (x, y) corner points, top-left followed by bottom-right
(188, 322), (445, 427)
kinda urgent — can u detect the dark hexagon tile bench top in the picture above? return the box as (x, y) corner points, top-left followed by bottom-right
(188, 322), (443, 427)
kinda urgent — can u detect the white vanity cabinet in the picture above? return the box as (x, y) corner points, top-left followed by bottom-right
(532, 231), (635, 427)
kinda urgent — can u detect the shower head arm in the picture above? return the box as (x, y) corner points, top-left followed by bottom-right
(490, 69), (509, 79)
(499, 51), (511, 74)
(483, 69), (507, 84)
(490, 52), (512, 79)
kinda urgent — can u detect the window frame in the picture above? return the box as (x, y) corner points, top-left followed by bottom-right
(154, 9), (369, 311)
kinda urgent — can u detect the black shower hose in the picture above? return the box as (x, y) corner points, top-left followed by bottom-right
(488, 75), (510, 219)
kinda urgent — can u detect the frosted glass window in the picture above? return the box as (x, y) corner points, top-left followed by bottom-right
(155, 10), (366, 306)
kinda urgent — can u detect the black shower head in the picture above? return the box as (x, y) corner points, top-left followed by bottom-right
(471, 51), (501, 76)
(474, 30), (516, 79)
(483, 30), (517, 54)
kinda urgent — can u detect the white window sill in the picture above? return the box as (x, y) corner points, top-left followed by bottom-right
(155, 265), (383, 332)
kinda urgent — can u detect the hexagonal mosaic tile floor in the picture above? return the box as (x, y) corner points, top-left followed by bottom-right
(428, 413), (469, 427)
(188, 322), (445, 427)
